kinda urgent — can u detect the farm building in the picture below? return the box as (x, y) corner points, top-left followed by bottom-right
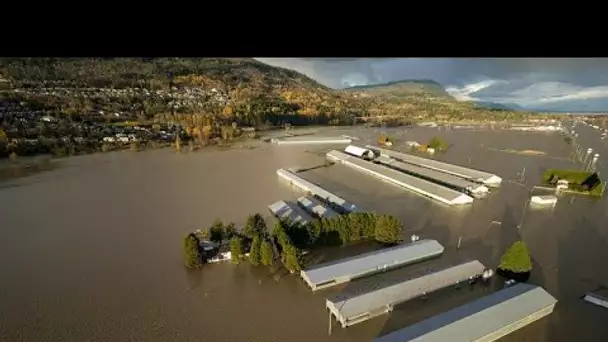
(326, 260), (486, 328)
(272, 136), (352, 145)
(276, 168), (359, 213)
(373, 154), (489, 198)
(297, 196), (340, 219)
(326, 150), (474, 206)
(583, 288), (608, 310)
(530, 195), (558, 207)
(268, 200), (314, 226)
(344, 145), (376, 160)
(373, 283), (557, 342)
(365, 145), (502, 187)
(301, 239), (444, 291)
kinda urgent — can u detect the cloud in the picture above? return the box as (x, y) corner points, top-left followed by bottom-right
(255, 58), (608, 111)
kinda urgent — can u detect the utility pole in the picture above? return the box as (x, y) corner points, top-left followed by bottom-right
(517, 200), (530, 233)
(583, 148), (593, 170)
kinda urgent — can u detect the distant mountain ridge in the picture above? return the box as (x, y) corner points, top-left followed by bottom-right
(345, 79), (452, 98)
(473, 101), (525, 111)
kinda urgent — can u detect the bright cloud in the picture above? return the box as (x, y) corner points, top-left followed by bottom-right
(256, 58), (608, 111)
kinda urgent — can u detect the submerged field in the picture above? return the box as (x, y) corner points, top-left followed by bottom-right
(1, 125), (607, 342)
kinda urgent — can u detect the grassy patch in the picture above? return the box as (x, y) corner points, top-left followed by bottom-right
(542, 169), (591, 184)
(589, 181), (606, 197)
(542, 169), (604, 198)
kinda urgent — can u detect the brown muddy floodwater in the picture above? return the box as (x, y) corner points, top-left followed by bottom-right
(1, 126), (608, 342)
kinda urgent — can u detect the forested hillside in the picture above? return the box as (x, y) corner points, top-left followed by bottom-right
(0, 58), (538, 158)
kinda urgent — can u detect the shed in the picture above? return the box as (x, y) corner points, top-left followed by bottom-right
(344, 145), (376, 160)
(530, 195), (557, 206)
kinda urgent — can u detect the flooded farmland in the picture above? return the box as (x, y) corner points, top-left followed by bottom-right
(1, 125), (607, 342)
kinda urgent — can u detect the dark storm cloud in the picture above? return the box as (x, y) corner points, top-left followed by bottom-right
(256, 58), (608, 111)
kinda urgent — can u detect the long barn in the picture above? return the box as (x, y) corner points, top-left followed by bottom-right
(326, 150), (474, 206)
(326, 260), (486, 328)
(373, 283), (557, 342)
(301, 239), (444, 291)
(365, 145), (502, 188)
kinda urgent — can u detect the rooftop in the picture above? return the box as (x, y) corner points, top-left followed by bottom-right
(268, 200), (314, 226)
(301, 239), (444, 290)
(374, 283), (557, 342)
(374, 155), (488, 194)
(365, 145), (501, 186)
(327, 150), (474, 205)
(327, 260), (486, 327)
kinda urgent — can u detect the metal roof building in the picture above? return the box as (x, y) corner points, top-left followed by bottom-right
(583, 288), (608, 310)
(326, 260), (486, 328)
(276, 168), (359, 213)
(272, 136), (352, 145)
(365, 145), (502, 188)
(268, 200), (314, 226)
(344, 144), (376, 160)
(297, 196), (340, 220)
(326, 151), (474, 206)
(301, 239), (444, 291)
(373, 283), (557, 342)
(373, 154), (489, 198)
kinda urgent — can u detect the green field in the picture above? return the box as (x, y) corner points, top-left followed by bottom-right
(542, 169), (604, 197)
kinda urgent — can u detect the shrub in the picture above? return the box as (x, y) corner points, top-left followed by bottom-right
(499, 241), (532, 273)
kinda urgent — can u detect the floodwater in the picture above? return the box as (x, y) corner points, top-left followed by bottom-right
(1, 125), (607, 342)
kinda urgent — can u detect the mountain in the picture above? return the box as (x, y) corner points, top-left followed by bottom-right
(474, 101), (525, 111)
(0, 59), (536, 130)
(0, 58), (363, 126)
(345, 79), (452, 99)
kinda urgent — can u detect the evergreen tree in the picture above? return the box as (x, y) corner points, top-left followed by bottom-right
(225, 222), (237, 239)
(499, 241), (532, 273)
(283, 244), (301, 273)
(249, 235), (262, 266)
(209, 219), (225, 244)
(230, 236), (244, 264)
(260, 239), (274, 267)
(374, 214), (404, 245)
(243, 213), (267, 239)
(183, 234), (202, 269)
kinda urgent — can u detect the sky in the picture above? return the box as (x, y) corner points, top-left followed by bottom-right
(255, 58), (608, 112)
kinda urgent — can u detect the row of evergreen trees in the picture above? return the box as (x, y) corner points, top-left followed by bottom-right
(183, 211), (405, 273)
(271, 212), (404, 273)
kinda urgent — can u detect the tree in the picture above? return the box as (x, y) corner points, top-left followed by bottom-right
(283, 244), (301, 273)
(183, 234), (202, 269)
(225, 222), (237, 239)
(499, 241), (532, 273)
(175, 135), (181, 153)
(260, 239), (274, 267)
(374, 214), (404, 245)
(428, 136), (448, 151)
(249, 235), (262, 266)
(209, 219), (225, 245)
(243, 213), (267, 239)
(230, 236), (245, 264)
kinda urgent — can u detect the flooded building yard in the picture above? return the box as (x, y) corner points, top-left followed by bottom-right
(1, 126), (607, 341)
